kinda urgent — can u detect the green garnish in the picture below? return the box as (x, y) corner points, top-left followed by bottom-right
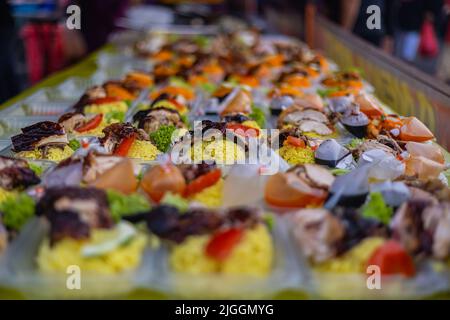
(361, 192), (393, 225)
(317, 87), (340, 98)
(346, 138), (365, 149)
(107, 190), (151, 222)
(249, 105), (266, 128)
(200, 82), (217, 94)
(68, 139), (81, 151)
(28, 162), (43, 176)
(169, 76), (191, 89)
(105, 110), (125, 123)
(330, 168), (350, 176)
(149, 125), (177, 153)
(193, 35), (210, 49)
(0, 193), (35, 231)
(180, 114), (191, 128)
(160, 192), (189, 213)
(263, 213), (275, 231)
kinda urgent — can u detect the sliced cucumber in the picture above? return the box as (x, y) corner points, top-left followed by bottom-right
(81, 222), (137, 258)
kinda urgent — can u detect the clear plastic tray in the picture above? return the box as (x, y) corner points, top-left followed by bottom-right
(135, 216), (303, 299)
(0, 218), (153, 299)
(284, 215), (450, 299)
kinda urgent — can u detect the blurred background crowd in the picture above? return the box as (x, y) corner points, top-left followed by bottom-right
(1, 0), (449, 103)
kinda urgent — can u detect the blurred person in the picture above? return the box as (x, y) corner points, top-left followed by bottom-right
(394, 0), (442, 62)
(0, 1), (19, 103)
(437, 0), (450, 82)
(72, 0), (130, 52)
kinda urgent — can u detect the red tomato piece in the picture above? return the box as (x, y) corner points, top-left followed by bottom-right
(75, 114), (103, 133)
(184, 169), (221, 197)
(226, 123), (260, 137)
(90, 97), (120, 105)
(367, 240), (416, 277)
(113, 134), (136, 157)
(205, 228), (244, 261)
(286, 136), (306, 148)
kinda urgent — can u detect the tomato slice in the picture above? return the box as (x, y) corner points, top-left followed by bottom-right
(75, 114), (103, 133)
(285, 136), (306, 148)
(90, 97), (120, 105)
(113, 134), (136, 157)
(226, 123), (260, 138)
(205, 228), (244, 261)
(367, 240), (415, 277)
(184, 169), (222, 197)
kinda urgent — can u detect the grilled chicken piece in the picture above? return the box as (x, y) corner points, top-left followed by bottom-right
(0, 166), (40, 190)
(99, 123), (148, 154)
(82, 152), (123, 183)
(11, 121), (68, 152)
(288, 164), (335, 191)
(58, 112), (86, 132)
(0, 156), (28, 170)
(282, 109), (329, 125)
(291, 209), (345, 263)
(222, 112), (250, 124)
(297, 120), (333, 136)
(137, 107), (185, 134)
(36, 187), (113, 244)
(178, 162), (217, 184)
(73, 86), (107, 113)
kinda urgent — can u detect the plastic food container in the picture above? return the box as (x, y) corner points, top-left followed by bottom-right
(0, 218), (153, 299)
(283, 215), (450, 299)
(135, 216), (303, 299)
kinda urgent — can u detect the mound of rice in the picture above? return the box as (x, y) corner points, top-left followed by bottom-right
(314, 237), (385, 273)
(84, 102), (128, 115)
(127, 140), (161, 161)
(17, 145), (74, 162)
(278, 145), (315, 165)
(75, 118), (119, 137)
(170, 224), (273, 276)
(37, 231), (147, 274)
(190, 179), (223, 208)
(190, 139), (246, 165)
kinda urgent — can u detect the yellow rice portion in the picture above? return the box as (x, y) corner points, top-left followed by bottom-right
(190, 139), (246, 165)
(127, 140), (160, 161)
(17, 145), (74, 162)
(75, 118), (119, 137)
(84, 101), (128, 115)
(170, 224), (273, 276)
(0, 188), (17, 204)
(190, 179), (223, 208)
(314, 237), (385, 273)
(303, 131), (339, 139)
(278, 145), (315, 165)
(37, 231), (147, 275)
